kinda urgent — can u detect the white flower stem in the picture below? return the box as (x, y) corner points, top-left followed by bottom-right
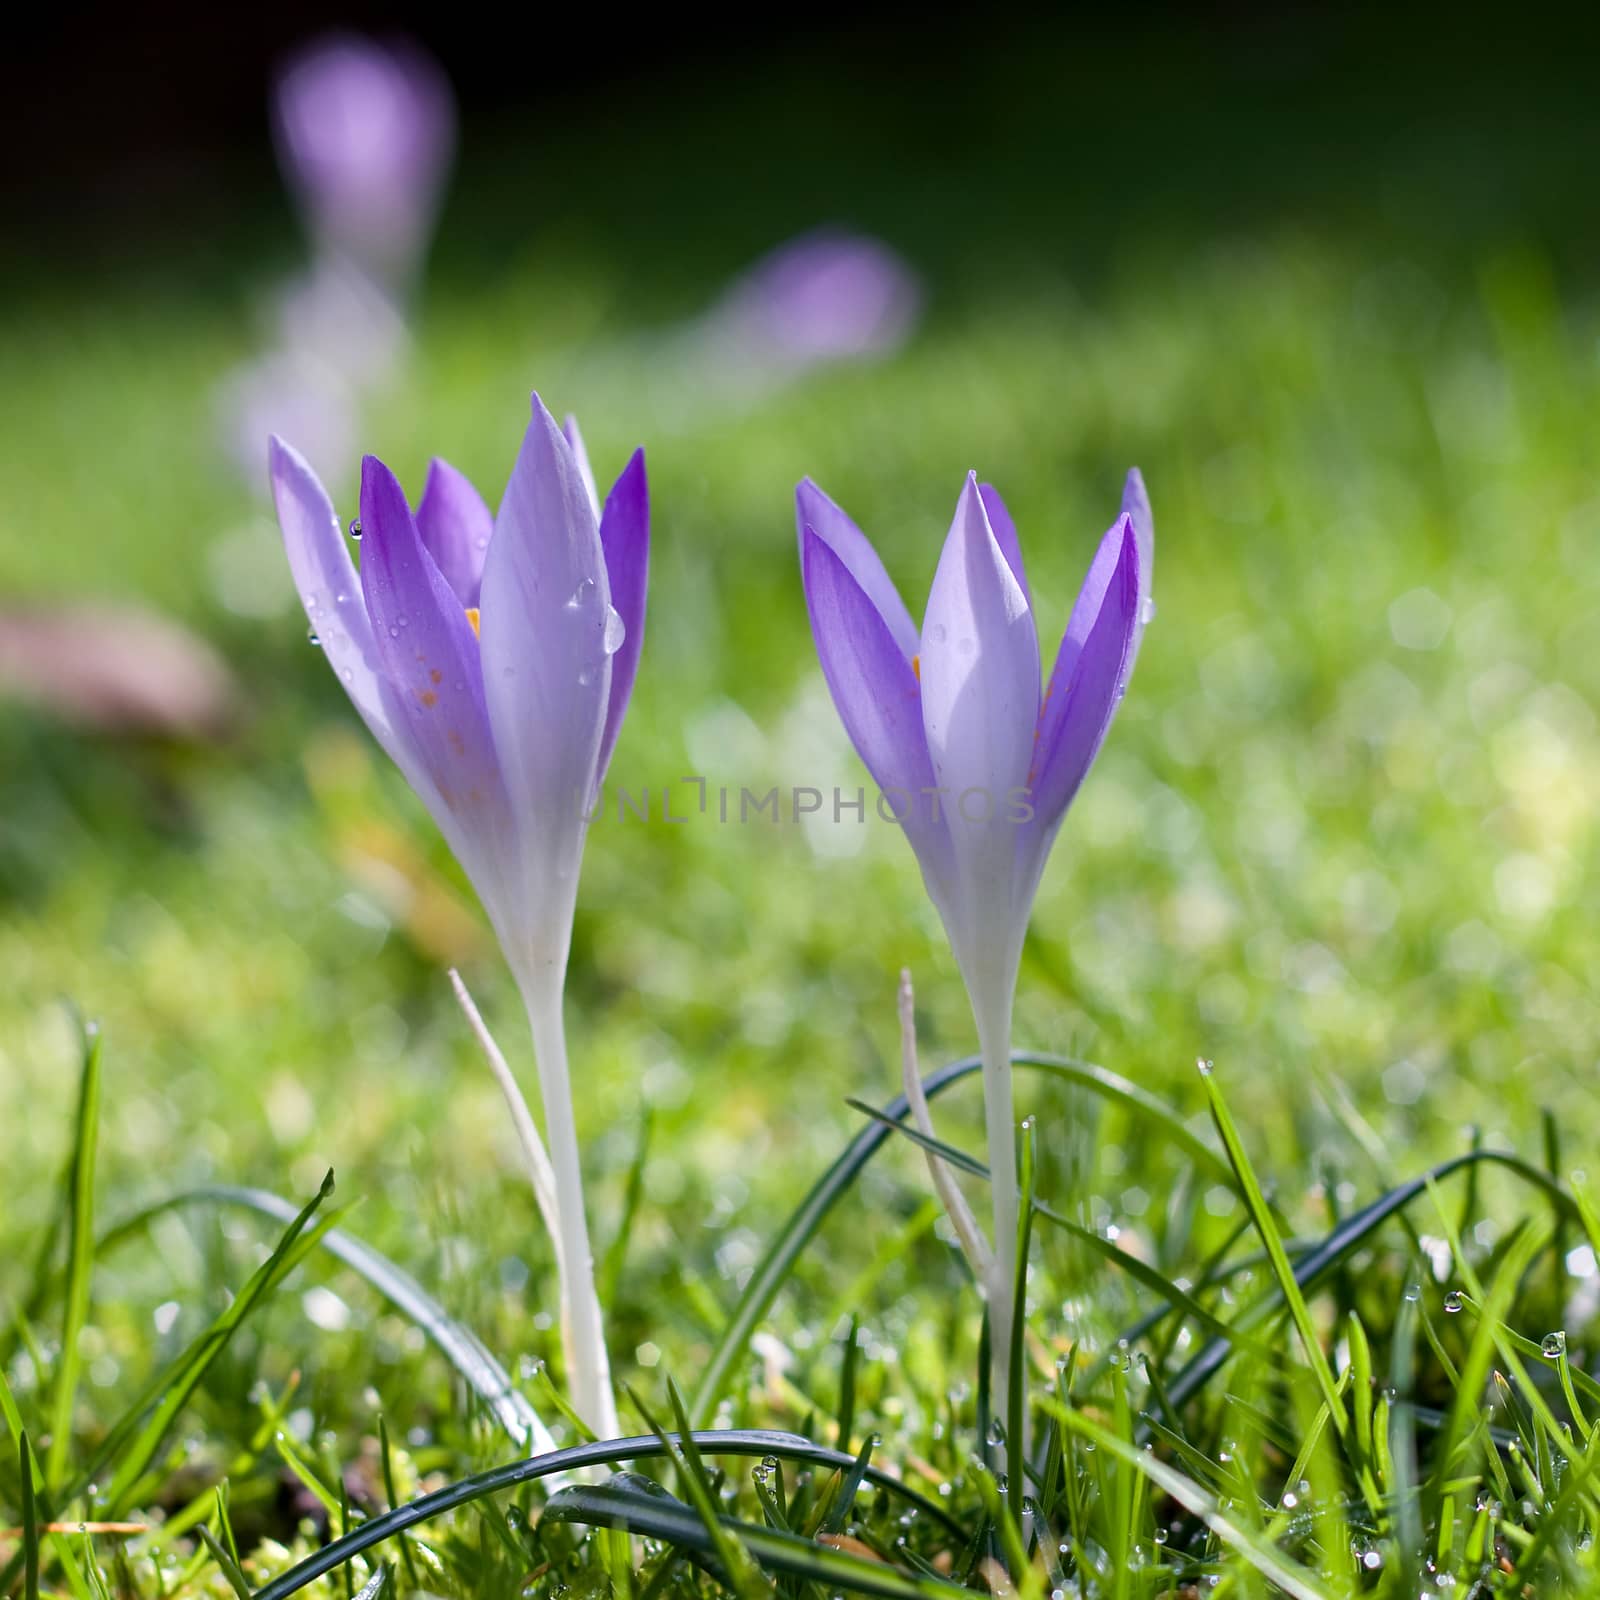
(515, 965), (620, 1441)
(449, 969), (564, 1271)
(899, 969), (992, 1283)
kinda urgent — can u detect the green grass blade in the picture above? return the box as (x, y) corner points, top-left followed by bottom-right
(1005, 1120), (1035, 1532)
(46, 1022), (102, 1491)
(249, 1429), (960, 1600)
(600, 1111), (652, 1308)
(97, 1171), (337, 1511)
(1163, 1145), (1573, 1412)
(91, 1184), (550, 1450)
(1044, 1401), (1334, 1600)
(541, 1480), (970, 1600)
(692, 1050), (1232, 1427)
(1199, 1062), (1347, 1438)
(194, 1526), (251, 1600)
(20, 1433), (39, 1600)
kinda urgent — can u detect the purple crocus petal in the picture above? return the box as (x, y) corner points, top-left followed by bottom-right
(595, 449), (649, 779)
(479, 394), (610, 846)
(358, 455), (507, 842)
(801, 527), (951, 886)
(269, 435), (397, 753)
(1030, 516), (1140, 827)
(795, 478), (920, 663)
(919, 474), (1040, 808)
(415, 457), (494, 609)
(977, 484), (1031, 611)
(1121, 466), (1155, 673)
(562, 415), (602, 521)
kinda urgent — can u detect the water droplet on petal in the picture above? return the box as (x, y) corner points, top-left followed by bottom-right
(307, 628), (321, 646)
(577, 667), (595, 688)
(1140, 595), (1157, 625)
(348, 518), (362, 539)
(389, 626), (400, 639)
(565, 577), (597, 612)
(602, 604), (626, 656)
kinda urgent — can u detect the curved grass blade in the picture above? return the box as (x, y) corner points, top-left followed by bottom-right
(1043, 1401), (1334, 1600)
(692, 1051), (1231, 1426)
(1200, 1064), (1348, 1441)
(541, 1479), (969, 1600)
(46, 1024), (101, 1492)
(852, 1097), (1276, 1363)
(250, 1429), (963, 1600)
(88, 1185), (549, 1451)
(97, 1172), (339, 1512)
(1163, 1147), (1577, 1413)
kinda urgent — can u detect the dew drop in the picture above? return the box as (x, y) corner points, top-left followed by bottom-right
(985, 1420), (1006, 1447)
(388, 625), (400, 638)
(307, 628), (321, 646)
(577, 668), (595, 688)
(1140, 596), (1157, 625)
(1542, 1330), (1567, 1359)
(565, 577), (597, 612)
(348, 518), (362, 539)
(341, 669), (354, 684)
(1444, 1290), (1464, 1314)
(602, 604), (626, 656)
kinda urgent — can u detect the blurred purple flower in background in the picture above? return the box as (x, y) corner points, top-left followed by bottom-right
(218, 34), (455, 492)
(713, 228), (922, 370)
(273, 33), (456, 292)
(643, 229), (922, 414)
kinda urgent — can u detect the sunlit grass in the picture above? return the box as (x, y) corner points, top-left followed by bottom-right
(4, 22), (1600, 1593)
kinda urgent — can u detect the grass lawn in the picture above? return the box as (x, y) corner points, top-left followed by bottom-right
(3, 15), (1599, 1596)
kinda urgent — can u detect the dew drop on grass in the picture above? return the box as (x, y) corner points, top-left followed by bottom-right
(1542, 1331), (1567, 1359)
(1444, 1290), (1464, 1313)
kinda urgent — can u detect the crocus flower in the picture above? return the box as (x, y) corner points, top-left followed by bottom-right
(717, 228), (922, 369)
(797, 468), (1151, 1437)
(272, 33), (455, 290)
(270, 394), (648, 1437)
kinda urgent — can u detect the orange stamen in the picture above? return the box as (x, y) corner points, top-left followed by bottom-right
(911, 652), (921, 681)
(465, 607), (481, 638)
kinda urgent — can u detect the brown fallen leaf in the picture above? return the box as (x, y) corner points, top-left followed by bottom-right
(0, 604), (237, 739)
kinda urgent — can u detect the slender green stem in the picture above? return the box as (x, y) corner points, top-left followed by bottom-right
(974, 995), (1021, 1462)
(518, 967), (619, 1440)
